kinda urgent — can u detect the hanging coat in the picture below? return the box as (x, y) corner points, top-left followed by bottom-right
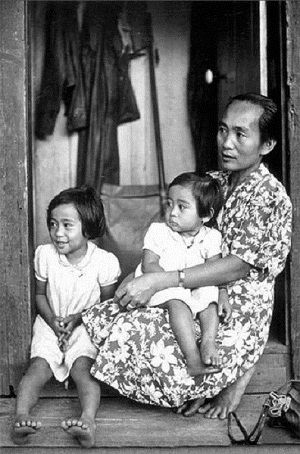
(35, 1), (140, 187)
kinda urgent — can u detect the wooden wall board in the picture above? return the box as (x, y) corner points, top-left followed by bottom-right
(0, 0), (33, 396)
(287, 0), (300, 379)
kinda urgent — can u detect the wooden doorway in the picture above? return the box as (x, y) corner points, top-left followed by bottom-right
(189, 1), (289, 347)
(0, 0), (293, 397)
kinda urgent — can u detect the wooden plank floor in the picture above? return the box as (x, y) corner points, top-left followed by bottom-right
(1, 342), (297, 453)
(1, 393), (299, 453)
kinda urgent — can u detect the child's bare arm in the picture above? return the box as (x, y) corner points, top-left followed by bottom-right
(35, 279), (66, 337)
(141, 249), (164, 274)
(100, 282), (118, 302)
(64, 282), (118, 333)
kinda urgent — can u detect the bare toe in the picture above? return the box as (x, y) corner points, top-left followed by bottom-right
(181, 398), (205, 417)
(197, 400), (212, 414)
(62, 416), (96, 448)
(12, 415), (41, 445)
(200, 337), (224, 366)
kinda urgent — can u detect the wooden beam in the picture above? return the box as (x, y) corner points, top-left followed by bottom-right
(287, 0), (300, 379)
(0, 0), (33, 395)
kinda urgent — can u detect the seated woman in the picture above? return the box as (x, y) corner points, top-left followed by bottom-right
(82, 93), (292, 419)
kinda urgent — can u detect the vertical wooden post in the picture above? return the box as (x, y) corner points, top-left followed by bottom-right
(286, 0), (300, 379)
(0, 0), (32, 395)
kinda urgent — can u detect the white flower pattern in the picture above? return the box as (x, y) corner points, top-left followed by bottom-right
(83, 165), (292, 408)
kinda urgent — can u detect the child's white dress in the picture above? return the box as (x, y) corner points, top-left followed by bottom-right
(135, 222), (222, 317)
(31, 241), (121, 381)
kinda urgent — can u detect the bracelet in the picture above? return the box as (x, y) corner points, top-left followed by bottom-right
(178, 269), (185, 287)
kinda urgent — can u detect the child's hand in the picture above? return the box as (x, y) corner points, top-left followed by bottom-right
(56, 314), (82, 352)
(218, 299), (232, 323)
(51, 316), (69, 337)
(58, 332), (69, 352)
(63, 313), (82, 334)
(218, 287), (232, 323)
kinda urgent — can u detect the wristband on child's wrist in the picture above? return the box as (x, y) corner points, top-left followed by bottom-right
(178, 269), (185, 287)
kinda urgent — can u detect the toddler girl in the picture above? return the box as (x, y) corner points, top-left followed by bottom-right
(12, 186), (120, 448)
(135, 172), (231, 377)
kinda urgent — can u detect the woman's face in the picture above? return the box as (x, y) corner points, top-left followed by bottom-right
(217, 100), (273, 183)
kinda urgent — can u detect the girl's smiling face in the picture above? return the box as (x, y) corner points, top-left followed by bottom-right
(49, 203), (88, 264)
(165, 185), (206, 237)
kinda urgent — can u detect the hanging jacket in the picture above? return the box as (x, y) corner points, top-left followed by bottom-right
(35, 1), (140, 186)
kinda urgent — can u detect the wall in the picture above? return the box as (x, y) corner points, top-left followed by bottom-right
(32, 3), (79, 247)
(33, 1), (195, 246)
(0, 0), (32, 394)
(287, 0), (300, 378)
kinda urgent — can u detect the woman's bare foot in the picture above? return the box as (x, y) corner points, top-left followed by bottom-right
(198, 366), (256, 419)
(200, 337), (223, 368)
(175, 366), (256, 418)
(61, 415), (96, 448)
(198, 366), (255, 419)
(12, 414), (42, 445)
(175, 397), (206, 416)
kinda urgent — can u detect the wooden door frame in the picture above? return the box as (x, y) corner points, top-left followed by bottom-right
(286, 0), (300, 378)
(0, 0), (300, 395)
(0, 0), (33, 395)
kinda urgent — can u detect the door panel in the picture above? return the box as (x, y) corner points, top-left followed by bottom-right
(217, 1), (260, 116)
(189, 1), (288, 345)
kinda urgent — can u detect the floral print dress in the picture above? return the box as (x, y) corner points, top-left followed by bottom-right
(82, 164), (292, 408)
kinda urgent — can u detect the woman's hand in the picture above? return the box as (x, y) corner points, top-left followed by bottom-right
(114, 274), (158, 310)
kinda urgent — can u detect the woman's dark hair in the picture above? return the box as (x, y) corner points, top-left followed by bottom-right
(47, 186), (106, 239)
(226, 93), (279, 144)
(168, 172), (224, 226)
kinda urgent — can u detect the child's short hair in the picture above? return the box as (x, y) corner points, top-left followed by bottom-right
(47, 186), (106, 239)
(168, 172), (223, 225)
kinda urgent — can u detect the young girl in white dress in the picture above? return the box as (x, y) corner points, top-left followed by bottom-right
(134, 173), (232, 377)
(12, 186), (120, 448)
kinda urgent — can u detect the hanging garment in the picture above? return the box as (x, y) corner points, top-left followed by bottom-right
(35, 1), (140, 186)
(76, 2), (140, 189)
(98, 12), (166, 279)
(35, 2), (86, 139)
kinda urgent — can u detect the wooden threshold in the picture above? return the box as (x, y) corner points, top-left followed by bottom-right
(1, 394), (300, 453)
(1, 340), (294, 452)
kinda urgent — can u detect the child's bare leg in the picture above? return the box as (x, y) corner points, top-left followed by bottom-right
(12, 357), (53, 444)
(163, 300), (220, 377)
(198, 303), (222, 367)
(62, 356), (100, 448)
